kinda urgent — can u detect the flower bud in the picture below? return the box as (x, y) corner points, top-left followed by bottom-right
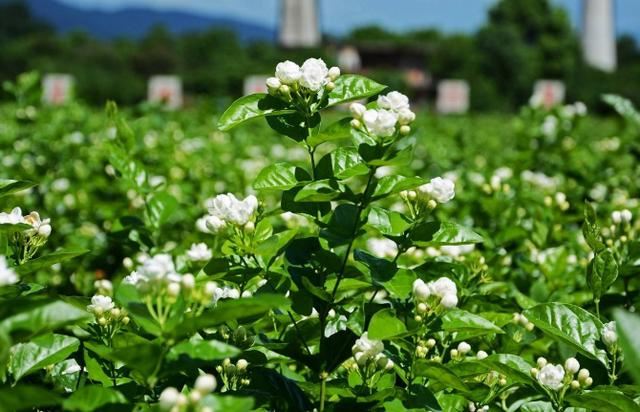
(499, 378), (507, 386)
(325, 82), (335, 91)
(457, 342), (471, 355)
(236, 359), (249, 371)
(525, 322), (535, 331)
(266, 77), (281, 90)
(450, 349), (459, 358)
(399, 125), (411, 136)
(578, 368), (590, 382)
(530, 368), (539, 378)
(328, 66), (341, 80)
(417, 303), (428, 313)
(350, 119), (361, 129)
(122, 316), (130, 325)
(159, 387), (180, 410)
(427, 199), (438, 210)
(181, 273), (195, 290)
(98, 317), (107, 326)
(564, 357), (580, 374)
(349, 103), (366, 119)
(188, 390), (201, 403)
(537, 357), (547, 368)
(110, 308), (121, 318)
(426, 338), (436, 348)
(167, 282), (181, 298)
(440, 293), (458, 309)
(476, 350), (488, 360)
(244, 221), (255, 233)
(194, 374), (217, 394)
(570, 380), (580, 390)
(584, 377), (593, 387)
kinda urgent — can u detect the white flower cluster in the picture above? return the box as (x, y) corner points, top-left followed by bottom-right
(612, 210), (632, 224)
(159, 374), (217, 412)
(351, 332), (394, 371)
(415, 338), (437, 359)
(521, 171), (558, 192)
(543, 192), (569, 211)
(450, 341), (472, 360)
(186, 243), (212, 262)
(202, 193), (258, 230)
(86, 295), (130, 327)
(216, 358), (250, 391)
(412, 277), (458, 319)
(418, 177), (456, 205)
(512, 312), (535, 331)
(350, 91), (415, 138)
(267, 58), (340, 95)
(531, 357), (591, 392)
(0, 256), (19, 287)
(124, 254), (180, 292)
(0, 207), (52, 238)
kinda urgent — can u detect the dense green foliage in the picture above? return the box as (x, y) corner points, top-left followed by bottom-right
(1, 0), (640, 111)
(0, 62), (639, 411)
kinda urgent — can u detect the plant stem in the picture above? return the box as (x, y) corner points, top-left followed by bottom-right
(319, 373), (327, 412)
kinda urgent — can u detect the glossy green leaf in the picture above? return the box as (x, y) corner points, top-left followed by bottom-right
(63, 386), (127, 412)
(327, 75), (386, 107)
(15, 248), (89, 275)
(368, 308), (407, 340)
(614, 309), (640, 383)
(441, 310), (504, 336)
(373, 175), (424, 199)
(294, 179), (344, 202)
(218, 93), (294, 131)
(413, 360), (469, 393)
(169, 337), (240, 361)
(523, 303), (608, 367)
(0, 385), (61, 411)
(367, 206), (412, 236)
(10, 333), (80, 381)
(566, 389), (640, 412)
(0, 179), (37, 198)
(308, 118), (352, 147)
(146, 191), (178, 227)
(316, 147), (369, 180)
(410, 221), (483, 246)
(254, 163), (300, 191)
(587, 248), (618, 299)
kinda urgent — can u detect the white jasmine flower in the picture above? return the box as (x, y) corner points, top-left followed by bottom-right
(457, 341), (471, 355)
(412, 279), (432, 300)
(207, 193), (258, 226)
(24, 211), (52, 237)
(362, 109), (398, 137)
(87, 295), (115, 315)
(602, 321), (617, 346)
(564, 357), (580, 374)
(186, 243), (212, 262)
(123, 271), (143, 285)
(397, 108), (416, 125)
(352, 332), (384, 363)
(441, 244), (474, 258)
(431, 277), (457, 297)
(349, 102), (366, 119)
(212, 285), (241, 303)
(537, 364), (565, 391)
(275, 60), (302, 85)
(377, 91), (410, 112)
(0, 207), (25, 225)
(0, 256), (19, 286)
(266, 77), (281, 90)
(367, 237), (397, 259)
(419, 177), (455, 204)
(440, 293), (458, 309)
(299, 58), (329, 91)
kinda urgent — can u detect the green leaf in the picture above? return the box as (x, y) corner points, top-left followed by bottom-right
(0, 299), (91, 341)
(368, 308), (407, 340)
(0, 180), (37, 198)
(373, 175), (424, 199)
(255, 229), (298, 266)
(587, 249), (618, 299)
(0, 223), (32, 234)
(10, 334), (80, 381)
(523, 303), (608, 367)
(146, 191), (178, 228)
(316, 147), (369, 180)
(354, 249), (398, 283)
(294, 179), (344, 202)
(440, 310), (504, 337)
(470, 354), (536, 387)
(566, 389), (640, 412)
(0, 385), (61, 411)
(368, 207), (412, 236)
(62, 386), (127, 412)
(327, 75), (386, 107)
(176, 294), (289, 336)
(169, 338), (241, 361)
(109, 342), (164, 379)
(520, 401), (555, 412)
(308, 118), (352, 147)
(218, 93), (294, 131)
(413, 361), (469, 393)
(382, 268), (416, 299)
(410, 221), (483, 246)
(201, 395), (255, 412)
(614, 309), (640, 383)
(254, 163), (300, 191)
(582, 202), (605, 252)
(15, 248), (89, 275)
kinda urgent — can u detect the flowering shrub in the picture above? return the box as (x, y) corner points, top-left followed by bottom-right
(0, 68), (639, 411)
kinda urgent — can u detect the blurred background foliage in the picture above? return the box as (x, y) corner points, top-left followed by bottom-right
(1, 0), (639, 111)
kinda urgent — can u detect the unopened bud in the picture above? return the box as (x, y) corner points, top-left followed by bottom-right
(426, 339), (436, 348)
(325, 82), (336, 91)
(570, 380), (580, 390)
(350, 119), (361, 129)
(98, 317), (107, 326)
(167, 282), (181, 298)
(122, 316), (130, 325)
(399, 125), (411, 136)
(328, 66), (341, 80)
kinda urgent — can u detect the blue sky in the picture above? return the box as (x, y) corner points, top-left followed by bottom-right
(58, 0), (640, 37)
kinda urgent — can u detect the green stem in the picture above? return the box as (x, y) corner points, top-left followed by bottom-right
(319, 374), (327, 412)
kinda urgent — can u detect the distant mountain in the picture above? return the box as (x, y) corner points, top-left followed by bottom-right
(24, 0), (276, 42)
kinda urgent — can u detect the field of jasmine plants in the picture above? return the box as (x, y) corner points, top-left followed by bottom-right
(1, 60), (640, 412)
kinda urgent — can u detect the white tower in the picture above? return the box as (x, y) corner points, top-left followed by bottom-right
(280, 0), (321, 48)
(582, 0), (617, 72)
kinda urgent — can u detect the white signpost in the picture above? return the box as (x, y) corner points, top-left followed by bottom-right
(243, 75), (269, 95)
(148, 75), (183, 109)
(531, 80), (565, 109)
(42, 74), (73, 105)
(436, 80), (470, 114)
